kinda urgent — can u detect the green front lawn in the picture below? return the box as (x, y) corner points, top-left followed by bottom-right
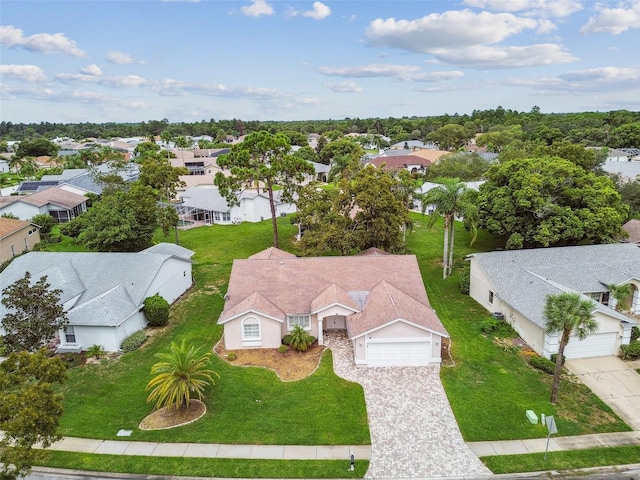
(55, 219), (369, 445)
(405, 213), (630, 441)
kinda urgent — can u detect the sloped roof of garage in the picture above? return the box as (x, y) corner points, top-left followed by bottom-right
(219, 250), (448, 337)
(468, 243), (639, 328)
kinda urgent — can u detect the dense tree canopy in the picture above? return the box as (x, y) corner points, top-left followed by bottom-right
(0, 350), (67, 480)
(215, 131), (313, 248)
(1, 273), (68, 354)
(317, 138), (364, 165)
(425, 152), (491, 181)
(298, 167), (409, 255)
(65, 183), (159, 251)
(14, 138), (58, 158)
(139, 153), (187, 201)
(477, 157), (628, 249)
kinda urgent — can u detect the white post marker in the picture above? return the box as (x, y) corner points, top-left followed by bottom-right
(544, 415), (558, 460)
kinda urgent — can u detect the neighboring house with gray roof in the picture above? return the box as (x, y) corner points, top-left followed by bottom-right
(218, 248), (449, 367)
(0, 186), (87, 222)
(176, 185), (296, 225)
(467, 244), (640, 359)
(0, 243), (194, 352)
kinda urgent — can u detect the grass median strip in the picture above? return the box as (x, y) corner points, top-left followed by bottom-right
(36, 451), (369, 478)
(481, 446), (640, 474)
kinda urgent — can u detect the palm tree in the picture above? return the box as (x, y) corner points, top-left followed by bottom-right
(419, 178), (476, 279)
(146, 340), (219, 411)
(288, 324), (314, 352)
(543, 292), (598, 404)
(607, 283), (633, 312)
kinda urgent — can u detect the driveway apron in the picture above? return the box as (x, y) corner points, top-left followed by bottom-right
(324, 332), (490, 478)
(566, 356), (640, 430)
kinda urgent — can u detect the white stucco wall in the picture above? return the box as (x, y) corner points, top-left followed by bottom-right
(60, 312), (147, 352)
(0, 202), (44, 221)
(145, 257), (192, 303)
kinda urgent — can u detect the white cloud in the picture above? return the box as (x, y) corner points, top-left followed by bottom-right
(240, 0), (274, 17)
(80, 64), (102, 76)
(409, 71), (465, 82)
(0, 64), (47, 83)
(318, 64), (422, 78)
(323, 81), (362, 93)
(503, 67), (640, 92)
(302, 2), (331, 20)
(581, 2), (640, 35)
(0, 25), (86, 57)
(464, 0), (582, 17)
(365, 10), (577, 68)
(366, 10), (539, 51)
(434, 44), (576, 68)
(105, 50), (145, 65)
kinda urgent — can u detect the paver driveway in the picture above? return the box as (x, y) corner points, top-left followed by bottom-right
(324, 332), (490, 479)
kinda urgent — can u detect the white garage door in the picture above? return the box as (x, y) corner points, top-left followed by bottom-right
(563, 332), (617, 359)
(367, 340), (431, 367)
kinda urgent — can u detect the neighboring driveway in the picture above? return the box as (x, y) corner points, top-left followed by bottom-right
(566, 356), (640, 431)
(324, 332), (490, 479)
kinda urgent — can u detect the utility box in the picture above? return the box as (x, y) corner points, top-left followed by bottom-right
(492, 312), (505, 321)
(526, 409), (538, 424)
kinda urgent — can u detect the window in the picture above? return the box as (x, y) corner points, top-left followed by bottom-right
(287, 314), (311, 331)
(242, 317), (260, 339)
(488, 291), (494, 304)
(214, 212), (221, 221)
(222, 212), (231, 222)
(65, 326), (76, 343)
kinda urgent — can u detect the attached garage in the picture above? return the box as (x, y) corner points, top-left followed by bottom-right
(367, 339), (432, 367)
(563, 332), (618, 359)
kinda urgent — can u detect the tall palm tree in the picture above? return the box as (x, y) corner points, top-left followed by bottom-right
(146, 340), (219, 411)
(543, 292), (598, 404)
(419, 178), (475, 279)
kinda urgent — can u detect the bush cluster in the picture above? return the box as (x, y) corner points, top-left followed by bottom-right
(529, 355), (556, 375)
(227, 351), (237, 361)
(620, 342), (640, 360)
(277, 345), (288, 353)
(459, 265), (470, 295)
(121, 330), (147, 353)
(144, 295), (170, 327)
(550, 353), (566, 365)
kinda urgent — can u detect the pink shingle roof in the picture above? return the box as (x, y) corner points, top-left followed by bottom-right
(219, 250), (448, 337)
(219, 291), (285, 323)
(367, 155), (431, 171)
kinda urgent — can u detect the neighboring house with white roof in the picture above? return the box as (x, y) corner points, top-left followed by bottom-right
(218, 247), (449, 367)
(0, 243), (194, 352)
(176, 185), (296, 225)
(467, 244), (640, 359)
(0, 217), (40, 263)
(414, 181), (485, 214)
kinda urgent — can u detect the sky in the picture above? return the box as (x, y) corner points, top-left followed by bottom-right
(1, 0), (639, 124)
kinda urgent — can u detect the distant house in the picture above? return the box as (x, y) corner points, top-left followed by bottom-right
(366, 155), (431, 174)
(0, 187), (87, 222)
(623, 219), (640, 244)
(218, 247), (449, 367)
(414, 181), (484, 213)
(176, 185), (296, 225)
(0, 159), (9, 173)
(468, 244), (640, 359)
(0, 217), (40, 263)
(0, 243), (195, 352)
(602, 160), (640, 183)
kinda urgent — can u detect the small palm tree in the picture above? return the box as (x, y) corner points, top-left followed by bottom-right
(288, 324), (314, 352)
(608, 283), (633, 312)
(146, 340), (219, 411)
(544, 292), (598, 404)
(419, 178), (476, 279)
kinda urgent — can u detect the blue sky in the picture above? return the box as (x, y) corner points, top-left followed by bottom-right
(1, 0), (639, 124)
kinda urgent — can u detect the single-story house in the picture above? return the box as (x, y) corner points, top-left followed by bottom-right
(467, 243), (640, 359)
(366, 155), (432, 174)
(0, 243), (194, 352)
(176, 185), (296, 225)
(218, 247), (449, 367)
(0, 217), (40, 263)
(414, 181), (484, 213)
(0, 186), (87, 222)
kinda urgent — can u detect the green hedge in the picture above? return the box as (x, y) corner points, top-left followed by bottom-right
(121, 330), (147, 353)
(529, 355), (556, 375)
(144, 295), (170, 327)
(620, 342), (640, 360)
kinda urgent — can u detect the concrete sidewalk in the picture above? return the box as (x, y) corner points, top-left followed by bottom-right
(44, 436), (371, 461)
(467, 430), (640, 457)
